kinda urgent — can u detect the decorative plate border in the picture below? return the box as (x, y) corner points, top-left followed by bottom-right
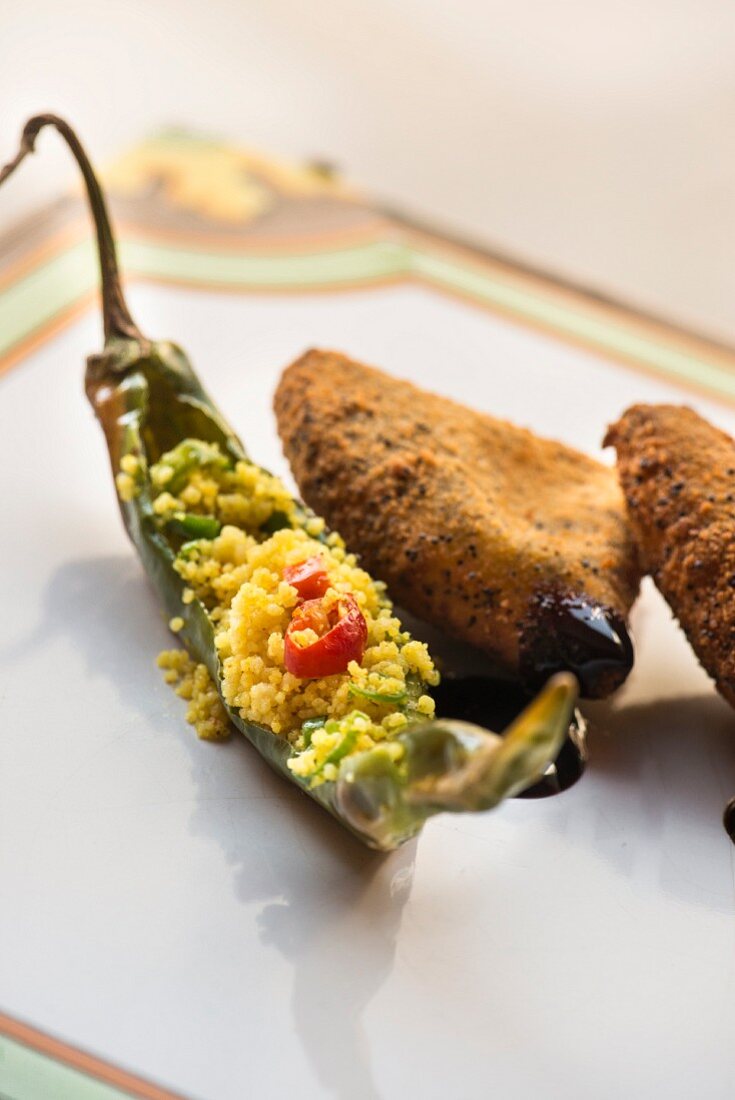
(3, 209), (735, 403)
(0, 1011), (188, 1100)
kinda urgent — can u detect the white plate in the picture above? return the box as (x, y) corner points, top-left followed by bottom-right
(2, 280), (735, 1099)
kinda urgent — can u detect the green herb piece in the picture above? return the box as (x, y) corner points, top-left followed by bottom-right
(300, 716), (326, 747)
(348, 683), (408, 705)
(168, 512), (221, 540)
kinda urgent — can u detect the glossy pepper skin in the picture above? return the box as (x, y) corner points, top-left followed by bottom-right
(0, 114), (580, 850)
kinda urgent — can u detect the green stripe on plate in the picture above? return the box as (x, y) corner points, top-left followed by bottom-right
(0, 239), (97, 353)
(0, 1034), (135, 1100)
(1, 232), (733, 401)
(0, 238), (411, 364)
(121, 237), (409, 287)
(411, 249), (735, 399)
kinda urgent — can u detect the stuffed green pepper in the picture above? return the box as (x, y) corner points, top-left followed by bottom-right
(0, 114), (578, 850)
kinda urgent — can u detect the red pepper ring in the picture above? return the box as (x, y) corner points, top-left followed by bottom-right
(283, 555), (330, 601)
(284, 594), (368, 679)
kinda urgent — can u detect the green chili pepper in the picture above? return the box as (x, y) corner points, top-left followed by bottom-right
(348, 683), (409, 706)
(168, 512), (221, 540)
(0, 114), (580, 850)
(300, 716), (327, 746)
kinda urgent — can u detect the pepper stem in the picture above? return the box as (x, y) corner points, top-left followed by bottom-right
(0, 113), (142, 343)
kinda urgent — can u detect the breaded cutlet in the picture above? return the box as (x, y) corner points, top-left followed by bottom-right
(606, 403), (735, 707)
(275, 349), (640, 697)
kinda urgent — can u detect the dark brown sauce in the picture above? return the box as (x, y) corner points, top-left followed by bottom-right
(520, 592), (634, 699)
(723, 798), (735, 844)
(433, 675), (586, 798)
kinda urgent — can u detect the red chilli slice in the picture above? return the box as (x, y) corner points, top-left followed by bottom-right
(283, 555), (331, 601)
(284, 594), (368, 678)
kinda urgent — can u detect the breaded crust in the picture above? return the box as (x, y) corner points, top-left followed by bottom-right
(605, 403), (735, 707)
(275, 350), (640, 697)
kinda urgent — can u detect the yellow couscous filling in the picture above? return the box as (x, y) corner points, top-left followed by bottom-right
(138, 438), (439, 784)
(115, 452), (143, 501)
(158, 648), (231, 742)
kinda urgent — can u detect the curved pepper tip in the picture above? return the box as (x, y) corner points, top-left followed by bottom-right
(335, 671), (579, 850)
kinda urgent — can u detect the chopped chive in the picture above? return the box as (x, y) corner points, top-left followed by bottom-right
(322, 727), (359, 768)
(348, 683), (408, 705)
(168, 513), (221, 540)
(301, 716), (327, 747)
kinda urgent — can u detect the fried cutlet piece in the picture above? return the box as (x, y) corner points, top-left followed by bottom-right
(605, 404), (735, 707)
(274, 350), (640, 698)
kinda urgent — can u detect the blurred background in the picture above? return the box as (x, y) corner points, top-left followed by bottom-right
(1, 0), (733, 341)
